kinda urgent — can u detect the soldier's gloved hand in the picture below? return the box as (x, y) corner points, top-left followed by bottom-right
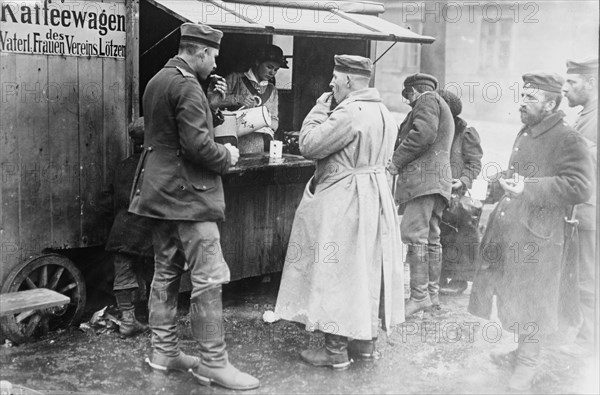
(224, 143), (239, 166)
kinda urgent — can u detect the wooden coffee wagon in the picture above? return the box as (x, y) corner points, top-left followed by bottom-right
(0, 0), (433, 343)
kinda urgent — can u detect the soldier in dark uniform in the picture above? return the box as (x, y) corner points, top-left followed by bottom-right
(387, 73), (455, 316)
(105, 117), (153, 337)
(468, 72), (594, 392)
(128, 23), (259, 390)
(559, 58), (598, 358)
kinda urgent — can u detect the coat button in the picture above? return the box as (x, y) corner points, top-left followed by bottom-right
(523, 132), (528, 136)
(135, 189), (140, 194)
(514, 147), (519, 151)
(141, 168), (145, 173)
(148, 147), (153, 151)
(506, 197), (511, 202)
(510, 165), (515, 170)
(202, 185), (207, 189)
(500, 212), (505, 216)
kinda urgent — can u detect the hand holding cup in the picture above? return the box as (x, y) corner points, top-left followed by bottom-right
(224, 143), (239, 166)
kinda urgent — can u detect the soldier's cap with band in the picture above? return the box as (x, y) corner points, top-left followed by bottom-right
(522, 71), (565, 94)
(334, 55), (373, 77)
(180, 22), (223, 49)
(566, 57), (598, 75)
(403, 73), (438, 90)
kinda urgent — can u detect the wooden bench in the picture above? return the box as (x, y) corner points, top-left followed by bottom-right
(0, 289), (70, 317)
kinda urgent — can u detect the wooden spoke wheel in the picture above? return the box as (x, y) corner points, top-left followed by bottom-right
(1, 254), (86, 344)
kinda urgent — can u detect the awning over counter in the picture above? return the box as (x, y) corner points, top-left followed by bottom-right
(146, 0), (435, 43)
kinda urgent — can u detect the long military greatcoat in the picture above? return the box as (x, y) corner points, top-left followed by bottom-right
(468, 111), (594, 336)
(129, 57), (231, 221)
(274, 89), (405, 340)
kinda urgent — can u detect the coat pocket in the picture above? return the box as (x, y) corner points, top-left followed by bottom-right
(179, 160), (217, 192)
(519, 210), (556, 241)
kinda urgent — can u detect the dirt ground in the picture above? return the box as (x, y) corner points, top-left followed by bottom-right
(0, 277), (598, 395)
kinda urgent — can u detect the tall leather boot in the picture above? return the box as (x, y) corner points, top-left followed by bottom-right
(115, 289), (148, 337)
(405, 244), (432, 317)
(427, 244), (442, 309)
(348, 338), (378, 361)
(508, 336), (540, 391)
(146, 277), (199, 373)
(189, 286), (260, 390)
(300, 333), (351, 370)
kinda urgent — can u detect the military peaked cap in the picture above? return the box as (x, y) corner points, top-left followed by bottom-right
(566, 58), (598, 75)
(404, 73), (438, 90)
(522, 71), (565, 94)
(334, 55), (373, 77)
(180, 22), (223, 49)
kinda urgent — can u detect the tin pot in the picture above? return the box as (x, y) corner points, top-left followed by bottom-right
(214, 107), (271, 140)
(236, 106), (271, 136)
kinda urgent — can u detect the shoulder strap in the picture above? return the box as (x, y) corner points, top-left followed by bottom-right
(175, 66), (196, 79)
(241, 76), (274, 105)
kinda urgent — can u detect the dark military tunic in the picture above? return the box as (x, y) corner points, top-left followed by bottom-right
(392, 91), (455, 207)
(469, 111), (594, 336)
(129, 57), (231, 221)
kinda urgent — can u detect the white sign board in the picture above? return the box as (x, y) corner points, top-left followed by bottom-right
(0, 0), (126, 58)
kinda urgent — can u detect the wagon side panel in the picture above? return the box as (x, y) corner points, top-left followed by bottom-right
(1, 53), (20, 284)
(48, 56), (81, 250)
(103, 58), (128, 192)
(15, 55), (53, 264)
(78, 57), (107, 247)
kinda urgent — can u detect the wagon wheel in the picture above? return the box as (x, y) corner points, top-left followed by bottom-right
(1, 254), (86, 344)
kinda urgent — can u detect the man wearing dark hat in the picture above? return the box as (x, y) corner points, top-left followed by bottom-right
(104, 117), (153, 337)
(560, 58), (598, 358)
(275, 55), (405, 369)
(437, 90), (483, 295)
(468, 71), (594, 391)
(387, 73), (454, 316)
(129, 22), (259, 390)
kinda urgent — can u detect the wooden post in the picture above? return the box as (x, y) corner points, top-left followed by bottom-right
(126, 0), (140, 154)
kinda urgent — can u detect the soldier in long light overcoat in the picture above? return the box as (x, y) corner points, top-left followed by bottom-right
(275, 55), (404, 370)
(468, 72), (594, 392)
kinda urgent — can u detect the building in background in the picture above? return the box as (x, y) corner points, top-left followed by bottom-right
(375, 0), (599, 124)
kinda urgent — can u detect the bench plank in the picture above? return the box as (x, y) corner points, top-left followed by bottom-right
(0, 289), (70, 316)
